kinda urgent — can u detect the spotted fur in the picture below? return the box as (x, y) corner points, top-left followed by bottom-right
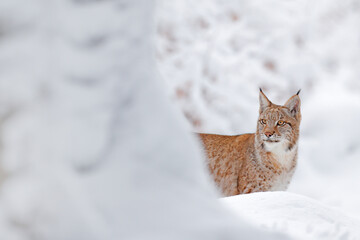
(198, 90), (301, 196)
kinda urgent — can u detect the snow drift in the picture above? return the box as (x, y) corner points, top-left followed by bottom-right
(222, 191), (360, 240)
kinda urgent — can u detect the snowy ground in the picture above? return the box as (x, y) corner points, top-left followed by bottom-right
(156, 0), (360, 238)
(221, 192), (360, 240)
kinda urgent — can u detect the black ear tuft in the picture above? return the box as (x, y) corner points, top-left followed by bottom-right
(284, 94), (301, 118)
(259, 88), (272, 113)
(296, 89), (301, 95)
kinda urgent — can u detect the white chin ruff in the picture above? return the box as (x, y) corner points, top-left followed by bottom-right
(264, 140), (297, 165)
(264, 140), (286, 152)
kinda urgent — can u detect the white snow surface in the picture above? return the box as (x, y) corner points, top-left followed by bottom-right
(221, 191), (360, 240)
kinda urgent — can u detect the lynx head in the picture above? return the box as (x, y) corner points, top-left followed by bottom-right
(256, 89), (301, 150)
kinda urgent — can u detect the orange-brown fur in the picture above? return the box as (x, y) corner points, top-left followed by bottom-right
(198, 90), (301, 197)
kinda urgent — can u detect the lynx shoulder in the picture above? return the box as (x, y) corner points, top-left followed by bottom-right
(198, 89), (301, 196)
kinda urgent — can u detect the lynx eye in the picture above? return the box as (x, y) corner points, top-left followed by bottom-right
(260, 119), (267, 125)
(277, 120), (285, 126)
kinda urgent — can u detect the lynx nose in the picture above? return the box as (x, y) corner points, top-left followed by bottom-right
(264, 131), (274, 138)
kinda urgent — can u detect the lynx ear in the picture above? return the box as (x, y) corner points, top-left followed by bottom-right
(259, 88), (272, 113)
(284, 91), (301, 118)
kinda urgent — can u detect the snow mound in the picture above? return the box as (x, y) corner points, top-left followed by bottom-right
(221, 191), (360, 240)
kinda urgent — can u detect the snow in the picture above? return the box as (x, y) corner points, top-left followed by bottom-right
(291, 82), (360, 215)
(221, 191), (360, 240)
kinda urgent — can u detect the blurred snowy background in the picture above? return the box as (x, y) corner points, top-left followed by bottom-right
(156, 0), (360, 219)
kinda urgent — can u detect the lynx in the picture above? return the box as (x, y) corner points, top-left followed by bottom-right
(199, 89), (301, 196)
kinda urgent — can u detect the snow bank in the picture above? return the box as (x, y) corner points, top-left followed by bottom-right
(221, 191), (360, 240)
